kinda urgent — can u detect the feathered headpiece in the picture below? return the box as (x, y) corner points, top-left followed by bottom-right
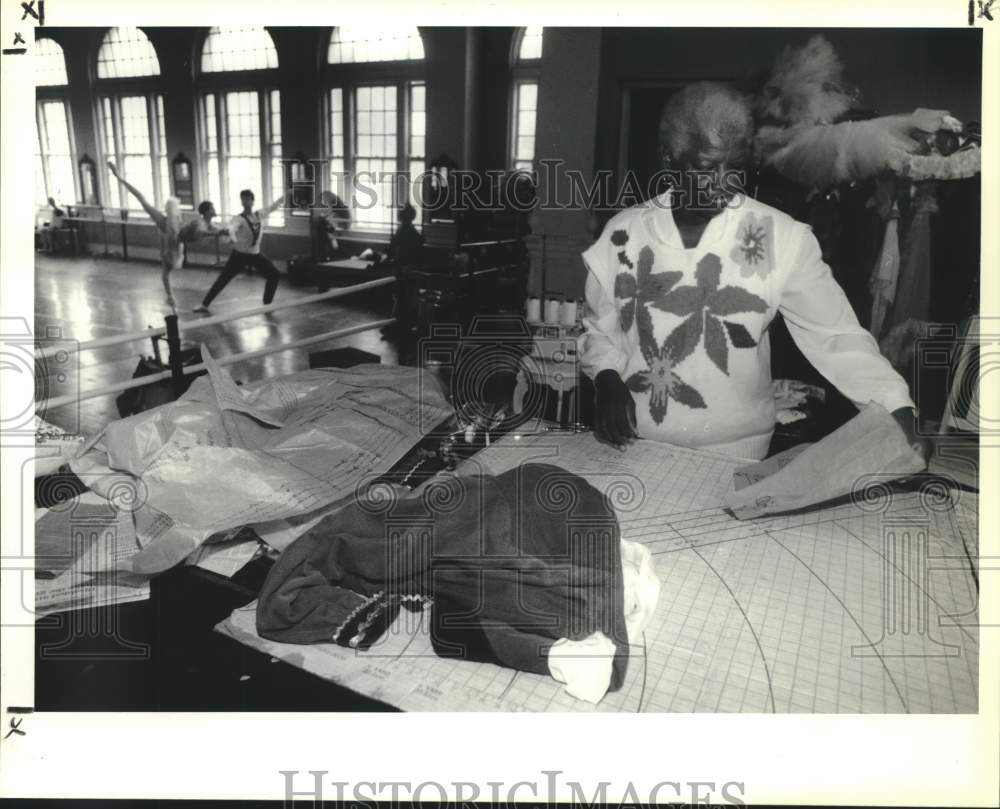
(754, 36), (975, 189)
(756, 35), (858, 129)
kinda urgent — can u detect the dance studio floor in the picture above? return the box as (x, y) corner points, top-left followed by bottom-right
(34, 254), (397, 438)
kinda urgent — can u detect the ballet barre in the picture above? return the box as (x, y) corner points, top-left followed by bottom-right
(35, 276), (399, 415)
(35, 276), (396, 359)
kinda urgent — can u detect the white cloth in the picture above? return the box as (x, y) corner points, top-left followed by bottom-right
(621, 539), (660, 644)
(581, 192), (913, 460)
(548, 539), (660, 704)
(545, 540), (661, 705)
(547, 631), (617, 704)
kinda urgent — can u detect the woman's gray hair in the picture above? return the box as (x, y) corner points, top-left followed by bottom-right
(659, 82), (755, 163)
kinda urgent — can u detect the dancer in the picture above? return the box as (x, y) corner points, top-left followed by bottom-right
(108, 161), (226, 309)
(38, 196), (66, 253)
(194, 189), (285, 314)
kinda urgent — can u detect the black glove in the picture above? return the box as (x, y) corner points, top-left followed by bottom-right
(593, 369), (638, 449)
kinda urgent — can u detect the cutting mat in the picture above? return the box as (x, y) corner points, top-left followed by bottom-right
(217, 432), (979, 712)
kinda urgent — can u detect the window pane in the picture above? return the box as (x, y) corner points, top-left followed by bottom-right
(108, 95), (156, 209)
(511, 81), (539, 169)
(328, 159), (346, 200)
(35, 37), (68, 86)
(119, 96), (151, 154)
(355, 157), (396, 228)
(122, 155), (155, 205)
(156, 95), (167, 154)
(329, 88), (344, 158)
(407, 158), (424, 213)
(41, 101), (71, 154)
(227, 157), (260, 208)
(328, 25), (424, 64)
(160, 156), (171, 203)
(206, 156), (222, 212)
(355, 85), (398, 229)
(269, 158), (284, 226)
(517, 26), (543, 61)
(204, 93), (217, 152)
(519, 83), (538, 111)
(34, 118), (47, 205)
(267, 90), (283, 225)
(36, 101), (75, 203)
(97, 27), (160, 79)
(201, 26), (278, 73)
(223, 91), (263, 214)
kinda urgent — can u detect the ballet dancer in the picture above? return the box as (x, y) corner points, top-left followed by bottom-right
(108, 161), (227, 310)
(194, 189), (285, 314)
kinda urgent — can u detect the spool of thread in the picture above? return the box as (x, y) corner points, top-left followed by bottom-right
(525, 297), (542, 323)
(560, 299), (578, 327)
(545, 297), (562, 324)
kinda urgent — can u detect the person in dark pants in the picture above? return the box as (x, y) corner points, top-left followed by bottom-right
(194, 189), (284, 314)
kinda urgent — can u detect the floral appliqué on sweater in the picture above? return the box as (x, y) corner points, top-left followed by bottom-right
(613, 230), (768, 425)
(730, 212), (775, 279)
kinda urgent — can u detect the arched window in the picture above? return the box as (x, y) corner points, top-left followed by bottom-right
(201, 25), (279, 72)
(510, 26), (543, 172)
(517, 25), (543, 61)
(96, 28), (168, 212)
(34, 37), (76, 206)
(328, 25), (425, 64)
(96, 26), (160, 79)
(198, 26), (283, 223)
(35, 37), (68, 86)
(324, 26), (426, 230)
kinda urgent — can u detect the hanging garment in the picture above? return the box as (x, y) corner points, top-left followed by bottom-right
(868, 205), (901, 340)
(888, 183), (938, 332)
(256, 463), (632, 703)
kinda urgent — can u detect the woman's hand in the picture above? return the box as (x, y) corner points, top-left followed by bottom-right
(594, 370), (638, 450)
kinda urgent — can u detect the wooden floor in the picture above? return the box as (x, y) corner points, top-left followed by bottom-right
(35, 253), (398, 437)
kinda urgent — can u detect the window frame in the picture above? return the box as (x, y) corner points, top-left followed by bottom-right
(321, 27), (426, 234)
(95, 26), (162, 81)
(34, 38), (77, 205)
(93, 27), (168, 215)
(34, 35), (69, 87)
(197, 86), (285, 224)
(195, 27), (285, 226)
(34, 96), (78, 206)
(96, 90), (170, 214)
(509, 27), (542, 173)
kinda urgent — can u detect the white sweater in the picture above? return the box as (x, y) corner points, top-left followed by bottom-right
(581, 193), (913, 460)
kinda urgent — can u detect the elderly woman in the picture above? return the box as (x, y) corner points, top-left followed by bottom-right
(581, 82), (922, 460)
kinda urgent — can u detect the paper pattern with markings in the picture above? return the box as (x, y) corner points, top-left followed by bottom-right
(71, 362), (452, 575)
(34, 492), (150, 617)
(219, 431), (978, 712)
